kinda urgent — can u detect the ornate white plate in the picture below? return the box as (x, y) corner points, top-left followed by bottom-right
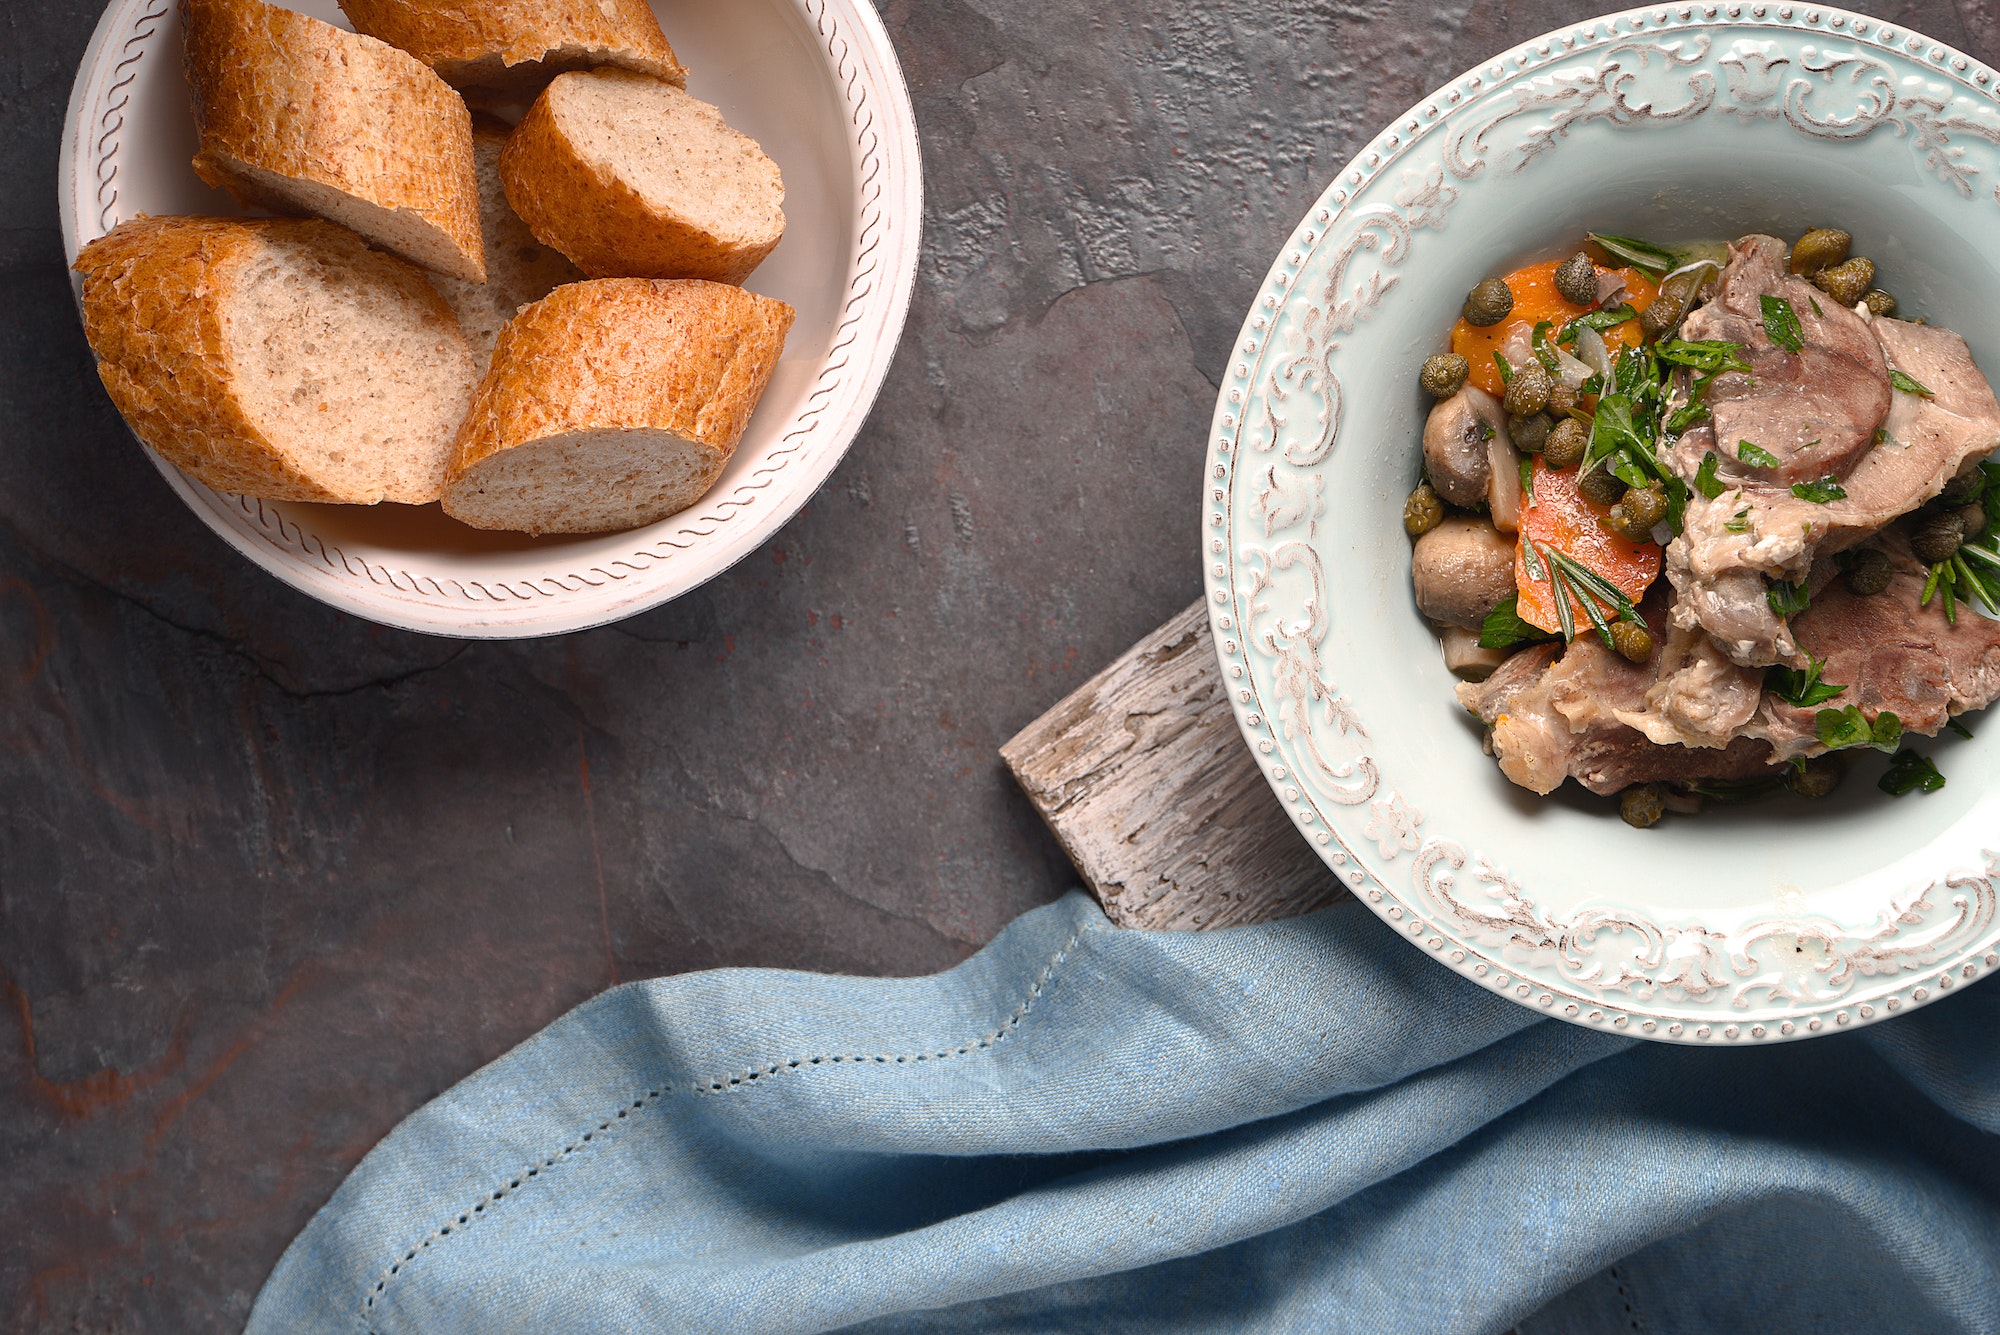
(58, 0), (920, 638)
(1210, 4), (2000, 1043)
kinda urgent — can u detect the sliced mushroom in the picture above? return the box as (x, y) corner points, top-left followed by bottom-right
(1439, 625), (1510, 680)
(1487, 427), (1523, 534)
(1422, 386), (1508, 508)
(1412, 517), (1518, 629)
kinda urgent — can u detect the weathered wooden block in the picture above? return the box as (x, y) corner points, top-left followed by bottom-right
(1001, 599), (1347, 930)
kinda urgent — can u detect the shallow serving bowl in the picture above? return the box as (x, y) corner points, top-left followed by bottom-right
(1209, 4), (2000, 1043)
(59, 0), (920, 639)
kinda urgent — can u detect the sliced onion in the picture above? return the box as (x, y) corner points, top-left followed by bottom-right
(1487, 428), (1523, 534)
(1576, 325), (1615, 381)
(1553, 347), (1594, 389)
(1594, 270), (1629, 308)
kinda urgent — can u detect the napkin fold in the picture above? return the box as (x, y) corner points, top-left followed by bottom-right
(249, 892), (2000, 1334)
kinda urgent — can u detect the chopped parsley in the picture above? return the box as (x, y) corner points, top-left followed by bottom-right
(1767, 578), (1811, 618)
(1767, 655), (1846, 708)
(1816, 706), (1904, 753)
(1948, 717), (1975, 740)
(1888, 369), (1935, 397)
(1478, 595), (1559, 650)
(1879, 750), (1946, 796)
(1725, 508), (1752, 534)
(1693, 451), (1726, 500)
(1736, 439), (1780, 468)
(1492, 351), (1514, 385)
(1760, 294), (1805, 353)
(1809, 295), (1824, 318)
(1790, 477), (1847, 503)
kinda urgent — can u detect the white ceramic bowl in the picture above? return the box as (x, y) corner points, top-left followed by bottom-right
(58, 0), (920, 638)
(1210, 5), (2000, 1043)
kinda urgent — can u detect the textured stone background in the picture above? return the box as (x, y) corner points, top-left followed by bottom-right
(0, 0), (1988, 1328)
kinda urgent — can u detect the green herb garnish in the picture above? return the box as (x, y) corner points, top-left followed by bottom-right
(1694, 451), (1726, 500)
(1737, 439), (1780, 468)
(1948, 717), (1975, 740)
(1767, 655), (1846, 708)
(1760, 294), (1805, 353)
(1767, 579), (1811, 618)
(1809, 295), (1824, 318)
(1816, 706), (1904, 753)
(1492, 351), (1514, 386)
(1790, 477), (1847, 503)
(1587, 232), (1679, 275)
(1879, 750), (1946, 796)
(1725, 507), (1752, 533)
(1527, 542), (1639, 649)
(1889, 369), (1935, 397)
(1478, 595), (1560, 650)
(1655, 339), (1751, 375)
(1530, 321), (1560, 375)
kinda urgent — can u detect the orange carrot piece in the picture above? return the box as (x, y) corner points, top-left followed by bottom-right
(1454, 260), (1660, 397)
(1515, 457), (1663, 634)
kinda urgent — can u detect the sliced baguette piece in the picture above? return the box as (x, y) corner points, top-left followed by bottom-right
(429, 115), (585, 372)
(182, 0), (485, 283)
(443, 279), (795, 534)
(337, 0), (685, 103)
(74, 215), (479, 505)
(500, 70), (785, 284)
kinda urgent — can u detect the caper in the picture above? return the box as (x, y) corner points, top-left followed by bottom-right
(1620, 783), (1667, 829)
(1639, 270), (1699, 340)
(1554, 251), (1599, 306)
(1940, 468), (1985, 506)
(1956, 503), (1988, 539)
(1789, 227), (1851, 276)
(1910, 509), (1966, 564)
(1420, 353), (1470, 399)
(1503, 366), (1552, 417)
(1608, 484), (1668, 540)
(1610, 619), (1654, 664)
(1463, 277), (1514, 327)
(1543, 417), (1589, 470)
(1404, 482), (1446, 538)
(1844, 547), (1894, 596)
(1546, 382), (1580, 418)
(1509, 411), (1553, 454)
(1579, 465), (1628, 508)
(1862, 289), (1897, 318)
(1813, 257), (1875, 307)
(1787, 753), (1846, 799)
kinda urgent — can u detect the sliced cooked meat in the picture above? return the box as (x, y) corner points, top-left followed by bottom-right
(1613, 624), (1764, 749)
(1662, 255), (2000, 668)
(1751, 530), (2000, 759)
(1681, 235), (1890, 487)
(1457, 629), (1779, 796)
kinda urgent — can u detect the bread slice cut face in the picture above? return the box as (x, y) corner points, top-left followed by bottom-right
(337, 0), (686, 103)
(429, 115), (585, 373)
(74, 216), (479, 506)
(182, 0), (486, 283)
(443, 279), (796, 535)
(500, 70), (785, 285)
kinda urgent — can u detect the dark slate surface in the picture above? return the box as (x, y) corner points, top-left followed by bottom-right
(0, 0), (1987, 1328)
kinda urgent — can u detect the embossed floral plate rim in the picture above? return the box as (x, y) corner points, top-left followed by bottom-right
(1207, 3), (2000, 1045)
(57, 0), (921, 639)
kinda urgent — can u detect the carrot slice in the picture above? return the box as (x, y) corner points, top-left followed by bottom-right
(1454, 260), (1660, 397)
(1515, 458), (1663, 634)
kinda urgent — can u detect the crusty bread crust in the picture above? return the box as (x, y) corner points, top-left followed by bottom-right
(75, 215), (476, 505)
(182, 0), (485, 283)
(338, 0), (685, 101)
(443, 279), (796, 533)
(499, 71), (784, 284)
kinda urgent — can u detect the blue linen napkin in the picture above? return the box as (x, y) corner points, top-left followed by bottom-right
(249, 891), (2000, 1334)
